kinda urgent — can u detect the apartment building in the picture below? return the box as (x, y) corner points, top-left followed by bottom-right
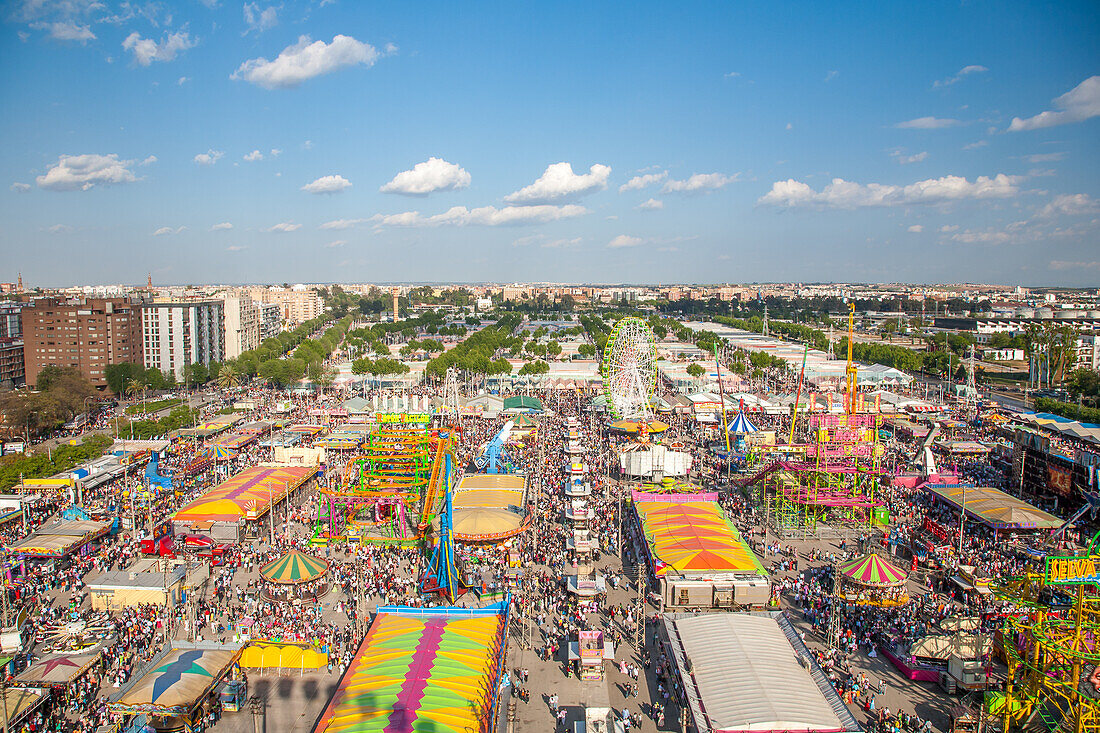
(142, 301), (224, 381)
(243, 286), (323, 326)
(258, 302), (282, 341)
(221, 296), (260, 360)
(21, 297), (143, 389)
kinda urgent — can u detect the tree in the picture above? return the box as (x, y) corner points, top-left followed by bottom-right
(216, 364), (241, 389)
(686, 363), (706, 378)
(125, 378), (144, 401)
(182, 363), (209, 389)
(105, 363), (146, 395)
(518, 360), (550, 376)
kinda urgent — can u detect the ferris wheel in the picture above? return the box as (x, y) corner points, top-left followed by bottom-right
(601, 317), (657, 421)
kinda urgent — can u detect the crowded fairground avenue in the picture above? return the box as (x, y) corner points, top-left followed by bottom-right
(0, 315), (1097, 733)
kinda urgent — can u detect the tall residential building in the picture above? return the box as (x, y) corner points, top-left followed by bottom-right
(21, 297), (143, 389)
(258, 302), (282, 341)
(243, 286), (323, 326)
(221, 296), (260, 359)
(142, 301), (224, 381)
(0, 302), (26, 339)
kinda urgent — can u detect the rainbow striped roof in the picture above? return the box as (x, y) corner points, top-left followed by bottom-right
(635, 500), (765, 577)
(314, 606), (506, 733)
(173, 465), (317, 522)
(838, 553), (908, 587)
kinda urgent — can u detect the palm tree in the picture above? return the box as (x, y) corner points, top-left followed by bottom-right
(216, 364), (241, 389)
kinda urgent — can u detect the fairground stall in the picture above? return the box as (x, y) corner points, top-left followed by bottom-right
(664, 612), (862, 733)
(108, 642), (244, 733)
(171, 464), (318, 542)
(632, 492), (770, 609)
(313, 603), (509, 733)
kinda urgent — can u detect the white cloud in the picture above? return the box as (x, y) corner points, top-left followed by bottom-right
(662, 172), (737, 193)
(542, 237), (582, 248)
(950, 229), (1013, 245)
(824, 70), (839, 82)
(933, 65), (988, 88)
(267, 221), (301, 232)
(320, 218), (367, 230)
(893, 151), (928, 165)
(380, 157), (471, 196)
(1026, 152), (1064, 163)
(270, 148), (282, 157)
(324, 240), (347, 248)
(243, 150), (263, 162)
(504, 162), (610, 203)
(608, 235), (643, 248)
(895, 116), (961, 129)
(907, 224), (924, 233)
(758, 173), (1022, 208)
(962, 140), (988, 150)
(785, 122), (793, 130)
(37, 21), (95, 42)
(301, 174), (351, 194)
(1038, 193), (1099, 218)
(47, 224), (73, 234)
(302, 140), (313, 150)
(637, 198), (663, 210)
(940, 224), (959, 233)
(1050, 260), (1100, 271)
(619, 171), (666, 193)
(232, 34), (379, 89)
(193, 149), (224, 166)
(177, 76), (189, 85)
(140, 155), (157, 166)
(36, 153), (138, 191)
(243, 3), (277, 34)
(211, 222), (233, 230)
(10, 182), (31, 193)
(227, 245), (248, 252)
(122, 31), (195, 66)
(724, 71), (741, 78)
(153, 226), (185, 236)
(370, 204), (587, 228)
(1009, 76), (1100, 131)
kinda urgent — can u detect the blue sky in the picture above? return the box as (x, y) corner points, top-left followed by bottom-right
(1, 0), (1098, 287)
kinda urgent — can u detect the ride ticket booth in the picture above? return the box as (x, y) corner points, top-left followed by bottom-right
(568, 629), (614, 681)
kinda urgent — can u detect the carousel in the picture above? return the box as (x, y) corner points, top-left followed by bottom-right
(259, 549), (331, 603)
(837, 553), (910, 607)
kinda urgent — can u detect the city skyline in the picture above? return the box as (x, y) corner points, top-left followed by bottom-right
(1, 1), (1098, 287)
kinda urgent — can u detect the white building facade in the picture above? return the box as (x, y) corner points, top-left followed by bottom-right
(142, 301), (224, 381)
(221, 296), (259, 359)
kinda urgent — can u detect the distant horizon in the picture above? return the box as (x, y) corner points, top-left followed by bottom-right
(18, 278), (1097, 293)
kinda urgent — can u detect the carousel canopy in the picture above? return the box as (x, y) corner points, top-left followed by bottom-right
(609, 419), (670, 434)
(727, 411), (758, 434)
(512, 413), (539, 428)
(16, 651), (102, 687)
(260, 550), (329, 585)
(838, 553), (908, 587)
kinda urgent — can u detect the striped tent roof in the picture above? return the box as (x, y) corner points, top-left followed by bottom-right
(314, 608), (505, 733)
(838, 553), (908, 588)
(727, 410), (758, 434)
(260, 550), (329, 585)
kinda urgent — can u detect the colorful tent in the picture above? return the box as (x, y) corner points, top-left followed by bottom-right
(838, 553), (908, 587)
(260, 550), (329, 585)
(15, 651), (101, 687)
(635, 500), (764, 576)
(110, 646), (242, 716)
(173, 465), (317, 523)
(211, 445), (237, 461)
(314, 605), (507, 733)
(609, 419), (670, 434)
(727, 410), (758, 434)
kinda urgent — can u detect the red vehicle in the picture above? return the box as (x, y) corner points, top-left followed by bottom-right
(140, 521), (176, 558)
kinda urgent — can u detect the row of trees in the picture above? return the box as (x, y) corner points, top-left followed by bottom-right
(351, 357), (410, 377)
(0, 434), (111, 492)
(424, 314), (522, 379)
